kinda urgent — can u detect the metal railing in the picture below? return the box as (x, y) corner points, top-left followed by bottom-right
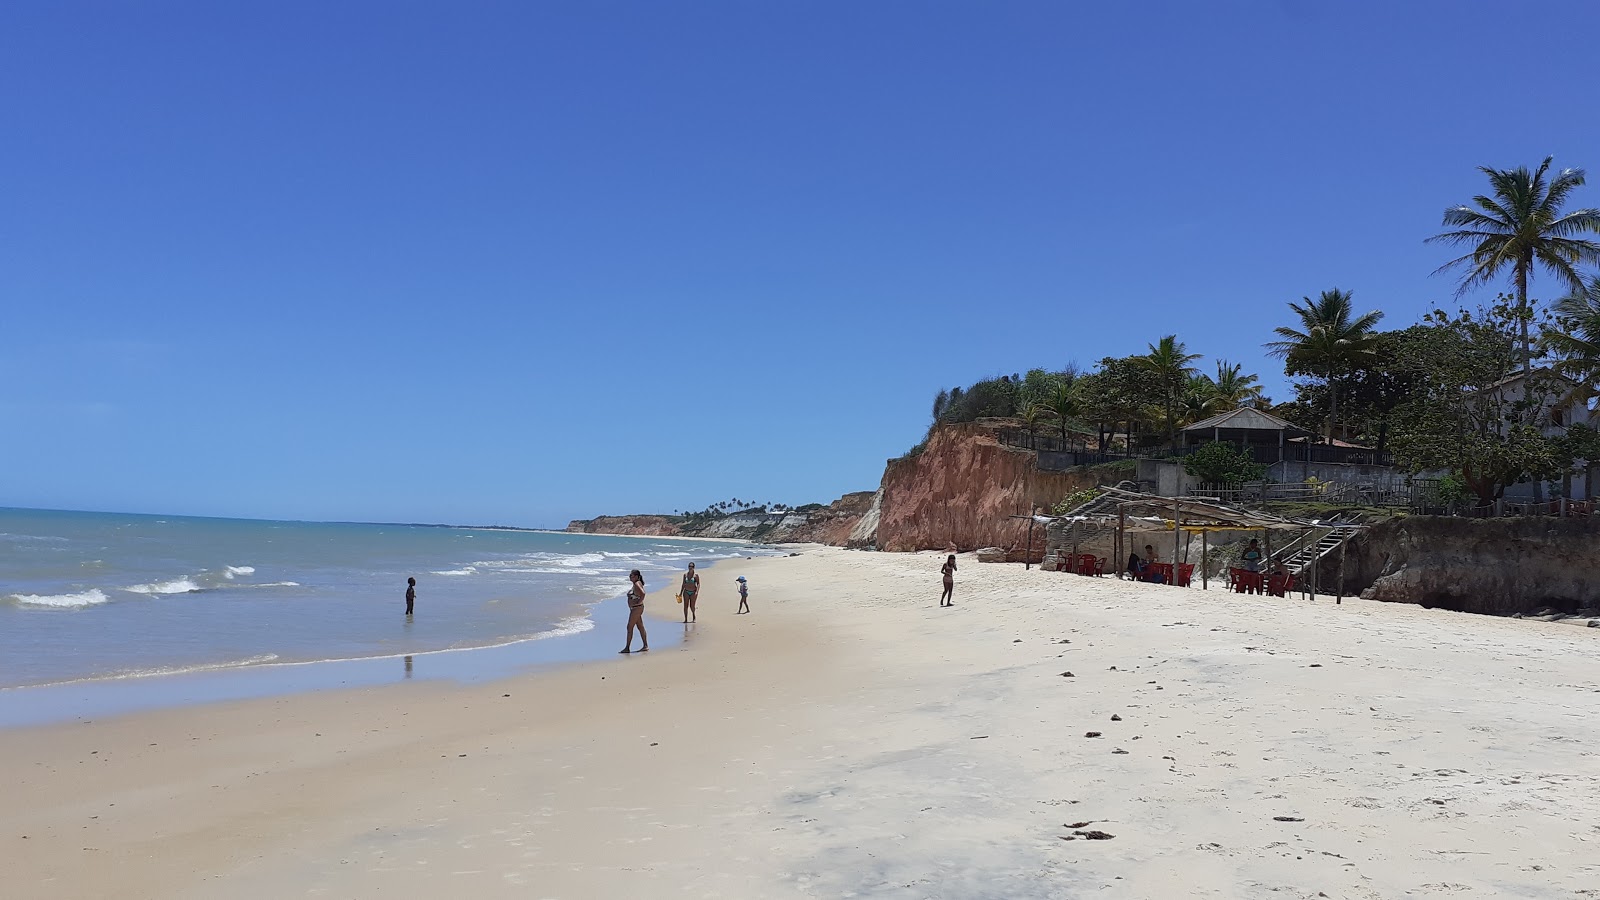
(999, 428), (1394, 467)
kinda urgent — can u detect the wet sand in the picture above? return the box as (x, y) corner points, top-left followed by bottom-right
(2, 546), (1597, 898)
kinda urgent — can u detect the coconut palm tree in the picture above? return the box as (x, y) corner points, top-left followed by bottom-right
(1427, 157), (1600, 374)
(1547, 274), (1600, 387)
(1265, 289), (1384, 442)
(1041, 381), (1084, 450)
(1179, 375), (1226, 425)
(1546, 275), (1600, 500)
(1210, 360), (1264, 408)
(1017, 399), (1053, 449)
(1135, 335), (1201, 451)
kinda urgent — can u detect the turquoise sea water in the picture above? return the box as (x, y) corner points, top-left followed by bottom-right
(0, 508), (760, 696)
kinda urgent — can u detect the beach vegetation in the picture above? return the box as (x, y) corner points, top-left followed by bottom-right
(1039, 378), (1087, 449)
(1428, 156), (1600, 375)
(1135, 335), (1202, 451)
(1052, 487), (1102, 516)
(1546, 274), (1600, 400)
(1208, 360), (1266, 408)
(1265, 289), (1385, 442)
(1386, 302), (1576, 505)
(1017, 399), (1052, 445)
(1183, 440), (1267, 486)
(1078, 355), (1161, 452)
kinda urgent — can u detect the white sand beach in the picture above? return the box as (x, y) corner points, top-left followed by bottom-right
(2, 547), (1597, 898)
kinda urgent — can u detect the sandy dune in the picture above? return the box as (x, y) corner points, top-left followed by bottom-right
(2, 546), (1597, 898)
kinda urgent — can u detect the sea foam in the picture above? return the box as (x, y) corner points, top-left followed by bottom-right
(11, 589), (112, 608)
(124, 578), (202, 595)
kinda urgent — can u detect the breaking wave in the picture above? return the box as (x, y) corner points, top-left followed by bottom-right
(125, 577), (202, 595)
(9, 589), (112, 608)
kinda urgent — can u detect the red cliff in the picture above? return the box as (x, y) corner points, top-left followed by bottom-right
(875, 422), (1113, 553)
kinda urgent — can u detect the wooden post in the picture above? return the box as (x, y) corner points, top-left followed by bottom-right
(1172, 498), (1182, 585)
(1308, 526), (1317, 601)
(1201, 530), (1209, 590)
(1301, 526), (1312, 601)
(1025, 515), (1035, 571)
(1117, 506), (1126, 580)
(1336, 530), (1347, 605)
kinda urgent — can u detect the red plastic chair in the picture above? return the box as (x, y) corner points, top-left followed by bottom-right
(1175, 563), (1194, 587)
(1093, 557), (1107, 577)
(1076, 553), (1097, 576)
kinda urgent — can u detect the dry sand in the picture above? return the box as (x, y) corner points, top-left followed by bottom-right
(2, 547), (1597, 899)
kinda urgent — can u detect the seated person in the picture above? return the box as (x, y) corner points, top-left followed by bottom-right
(1141, 544), (1165, 582)
(1267, 562), (1289, 597)
(1124, 552), (1143, 579)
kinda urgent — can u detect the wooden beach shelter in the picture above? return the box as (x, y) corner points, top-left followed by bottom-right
(1055, 486), (1348, 597)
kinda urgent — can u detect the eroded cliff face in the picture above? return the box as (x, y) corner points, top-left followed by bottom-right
(875, 423), (1111, 553)
(1330, 516), (1600, 615)
(778, 491), (880, 545)
(566, 515), (682, 537)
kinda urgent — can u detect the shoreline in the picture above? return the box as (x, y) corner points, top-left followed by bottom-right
(4, 546), (1595, 898)
(0, 549), (751, 729)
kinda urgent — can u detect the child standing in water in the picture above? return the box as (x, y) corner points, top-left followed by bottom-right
(405, 577), (416, 616)
(940, 555), (957, 607)
(736, 575), (749, 614)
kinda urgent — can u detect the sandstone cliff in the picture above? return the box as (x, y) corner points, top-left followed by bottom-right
(566, 515), (682, 537)
(875, 422), (1121, 553)
(1325, 516), (1600, 616)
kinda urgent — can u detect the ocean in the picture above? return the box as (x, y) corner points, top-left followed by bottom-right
(0, 508), (763, 700)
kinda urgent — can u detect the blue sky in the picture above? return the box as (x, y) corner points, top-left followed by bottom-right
(5, 1), (1600, 527)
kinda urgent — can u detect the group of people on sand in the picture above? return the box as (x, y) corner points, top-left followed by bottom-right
(619, 562), (750, 654)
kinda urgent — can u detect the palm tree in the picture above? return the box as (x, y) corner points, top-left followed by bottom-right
(1547, 274), (1600, 385)
(1547, 275), (1600, 500)
(1135, 335), (1201, 451)
(1017, 399), (1052, 448)
(1179, 375), (1226, 425)
(1265, 289), (1384, 442)
(1210, 360), (1264, 408)
(1427, 156), (1600, 374)
(1040, 381), (1083, 450)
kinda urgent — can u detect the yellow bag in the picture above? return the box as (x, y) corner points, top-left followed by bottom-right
(675, 593), (682, 604)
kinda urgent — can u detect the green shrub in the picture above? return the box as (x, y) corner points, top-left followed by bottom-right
(1053, 487), (1102, 515)
(1183, 441), (1266, 485)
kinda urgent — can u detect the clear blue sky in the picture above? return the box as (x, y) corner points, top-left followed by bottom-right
(5, 1), (1599, 527)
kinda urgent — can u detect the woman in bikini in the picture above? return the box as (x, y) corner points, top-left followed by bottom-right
(680, 562), (700, 623)
(621, 569), (649, 653)
(940, 554), (957, 607)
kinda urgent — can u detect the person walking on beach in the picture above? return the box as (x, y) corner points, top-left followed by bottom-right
(736, 575), (750, 614)
(940, 554), (957, 607)
(621, 569), (649, 653)
(680, 562), (700, 623)
(405, 577), (416, 616)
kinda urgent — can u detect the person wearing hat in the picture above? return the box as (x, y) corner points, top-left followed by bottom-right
(680, 562), (701, 623)
(735, 576), (749, 614)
